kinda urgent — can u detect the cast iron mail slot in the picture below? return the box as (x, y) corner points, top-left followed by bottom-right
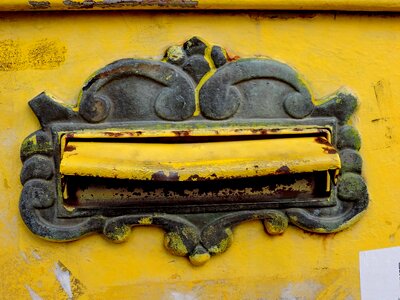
(19, 37), (368, 265)
(60, 129), (339, 211)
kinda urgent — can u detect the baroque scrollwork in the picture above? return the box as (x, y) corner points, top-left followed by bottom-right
(20, 37), (368, 265)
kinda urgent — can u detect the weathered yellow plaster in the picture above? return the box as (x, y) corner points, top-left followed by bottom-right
(0, 39), (66, 71)
(3, 0), (400, 11)
(0, 10), (399, 299)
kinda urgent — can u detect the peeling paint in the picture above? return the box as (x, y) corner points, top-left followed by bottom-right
(63, 0), (198, 9)
(28, 1), (51, 9)
(53, 261), (85, 299)
(32, 250), (41, 260)
(20, 251), (29, 263)
(280, 281), (324, 299)
(25, 285), (43, 300)
(54, 262), (73, 299)
(170, 291), (197, 300)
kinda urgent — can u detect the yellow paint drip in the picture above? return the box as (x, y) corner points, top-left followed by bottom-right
(193, 37), (217, 116)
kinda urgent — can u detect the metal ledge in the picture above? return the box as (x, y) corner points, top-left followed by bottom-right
(4, 0), (400, 12)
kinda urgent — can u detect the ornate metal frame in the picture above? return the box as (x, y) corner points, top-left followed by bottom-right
(20, 37), (368, 265)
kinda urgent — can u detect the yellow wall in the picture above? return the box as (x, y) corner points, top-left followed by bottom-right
(1, 11), (399, 299)
(3, 0), (400, 11)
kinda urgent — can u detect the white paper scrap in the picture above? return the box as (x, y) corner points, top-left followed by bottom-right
(360, 246), (400, 300)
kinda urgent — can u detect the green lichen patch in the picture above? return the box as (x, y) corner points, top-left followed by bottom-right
(164, 232), (188, 256)
(20, 131), (53, 161)
(208, 228), (233, 255)
(264, 212), (289, 235)
(340, 149), (362, 174)
(103, 224), (131, 243)
(189, 245), (210, 266)
(337, 125), (361, 150)
(337, 172), (367, 202)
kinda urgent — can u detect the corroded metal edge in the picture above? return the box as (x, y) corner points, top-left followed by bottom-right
(3, 0), (400, 12)
(19, 37), (369, 266)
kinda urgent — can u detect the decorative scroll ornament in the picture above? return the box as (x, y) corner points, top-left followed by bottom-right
(20, 37), (368, 265)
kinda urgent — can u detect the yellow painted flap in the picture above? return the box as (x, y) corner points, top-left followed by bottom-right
(60, 136), (340, 181)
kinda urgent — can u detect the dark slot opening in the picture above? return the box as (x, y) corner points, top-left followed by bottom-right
(63, 171), (331, 210)
(65, 131), (331, 145)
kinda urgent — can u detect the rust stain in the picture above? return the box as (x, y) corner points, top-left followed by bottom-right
(186, 174), (220, 181)
(314, 137), (331, 146)
(187, 174), (202, 181)
(102, 131), (142, 137)
(172, 130), (190, 137)
(275, 165), (290, 175)
(248, 12), (316, 21)
(104, 131), (124, 137)
(151, 171), (180, 181)
(64, 145), (76, 152)
(0, 39), (66, 71)
(227, 54), (241, 62)
(371, 117), (388, 123)
(28, 1), (51, 8)
(63, 0), (198, 9)
(250, 128), (269, 135)
(323, 147), (337, 154)
(316, 137), (337, 153)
